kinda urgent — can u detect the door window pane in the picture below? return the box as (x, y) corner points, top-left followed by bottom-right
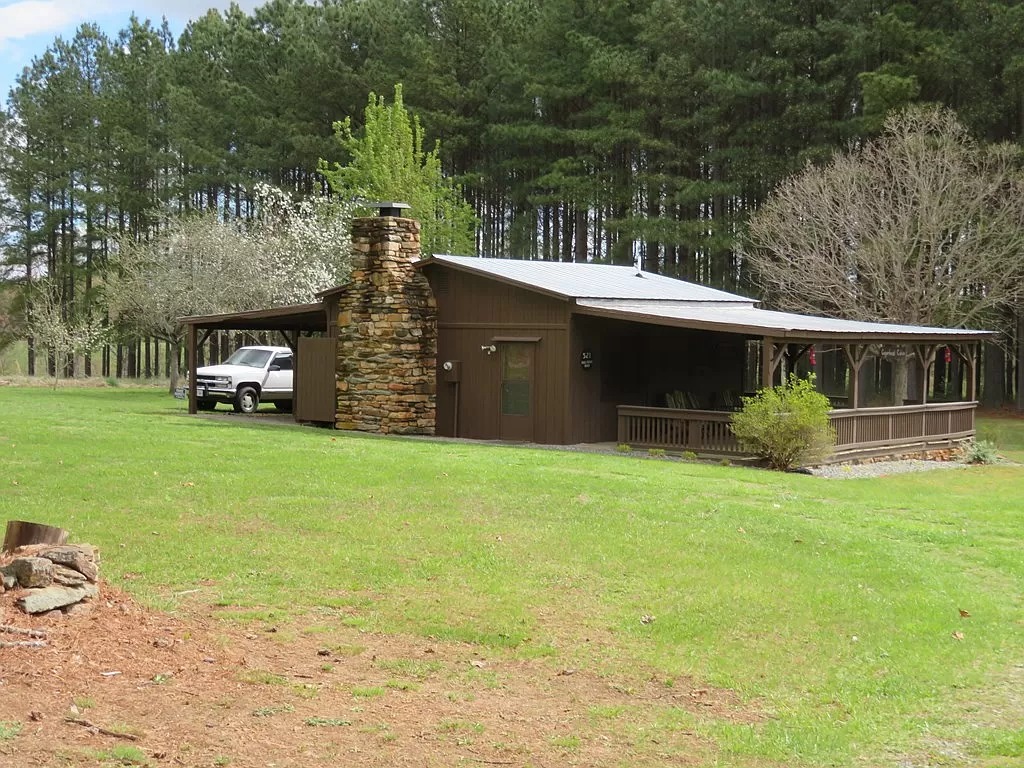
(501, 344), (531, 416)
(501, 381), (530, 415)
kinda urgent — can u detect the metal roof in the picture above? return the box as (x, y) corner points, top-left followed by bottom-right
(423, 255), (990, 340)
(576, 300), (993, 341)
(421, 255), (756, 304)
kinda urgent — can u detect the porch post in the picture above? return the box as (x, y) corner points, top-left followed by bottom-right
(965, 343), (978, 401)
(842, 344), (869, 409)
(913, 345), (938, 406)
(761, 337), (775, 388)
(187, 323), (198, 415)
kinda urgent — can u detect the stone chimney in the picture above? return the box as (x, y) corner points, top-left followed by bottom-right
(335, 206), (437, 435)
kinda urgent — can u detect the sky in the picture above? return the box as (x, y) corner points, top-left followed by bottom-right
(0, 0), (264, 102)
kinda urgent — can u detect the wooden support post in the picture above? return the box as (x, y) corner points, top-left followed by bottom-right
(3, 521), (68, 554)
(844, 345), (858, 410)
(277, 330), (299, 352)
(187, 323), (198, 415)
(283, 330), (300, 424)
(913, 345), (938, 406)
(842, 344), (870, 410)
(950, 343), (978, 402)
(761, 337), (775, 389)
(964, 343), (978, 401)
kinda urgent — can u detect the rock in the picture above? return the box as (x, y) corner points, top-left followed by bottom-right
(0, 564), (17, 590)
(18, 583), (99, 614)
(63, 601), (95, 618)
(51, 563), (88, 586)
(39, 546), (98, 582)
(12, 557), (55, 588)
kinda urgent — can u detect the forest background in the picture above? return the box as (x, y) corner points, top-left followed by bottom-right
(0, 0), (1022, 403)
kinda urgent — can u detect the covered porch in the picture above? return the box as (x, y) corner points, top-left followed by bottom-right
(573, 300), (990, 462)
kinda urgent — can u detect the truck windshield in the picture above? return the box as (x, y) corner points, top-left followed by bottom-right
(224, 348), (273, 368)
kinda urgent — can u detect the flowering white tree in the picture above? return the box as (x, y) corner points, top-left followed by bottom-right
(26, 279), (108, 385)
(248, 183), (354, 304)
(107, 187), (352, 389)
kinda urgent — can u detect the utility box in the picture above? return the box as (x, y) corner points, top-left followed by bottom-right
(442, 360), (462, 383)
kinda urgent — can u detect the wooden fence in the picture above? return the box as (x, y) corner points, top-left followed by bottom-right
(617, 402), (977, 460)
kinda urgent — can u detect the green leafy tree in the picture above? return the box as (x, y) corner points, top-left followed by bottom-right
(318, 84), (477, 256)
(732, 375), (835, 470)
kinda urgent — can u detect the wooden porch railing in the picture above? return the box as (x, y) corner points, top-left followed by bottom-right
(617, 402), (977, 459)
(828, 402), (977, 454)
(616, 407), (745, 454)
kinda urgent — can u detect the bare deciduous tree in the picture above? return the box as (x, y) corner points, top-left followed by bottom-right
(744, 106), (1024, 402)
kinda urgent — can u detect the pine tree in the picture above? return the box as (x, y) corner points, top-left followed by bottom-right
(319, 84), (477, 256)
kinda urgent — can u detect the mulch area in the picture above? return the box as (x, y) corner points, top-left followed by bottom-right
(0, 585), (761, 767)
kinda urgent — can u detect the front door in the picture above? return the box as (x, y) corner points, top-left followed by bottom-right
(498, 343), (535, 441)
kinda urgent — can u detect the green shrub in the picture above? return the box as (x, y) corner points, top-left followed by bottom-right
(956, 439), (1000, 465)
(731, 375), (835, 471)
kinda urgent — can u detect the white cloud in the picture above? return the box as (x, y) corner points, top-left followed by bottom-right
(0, 0), (269, 48)
(132, 0), (266, 19)
(0, 1), (87, 44)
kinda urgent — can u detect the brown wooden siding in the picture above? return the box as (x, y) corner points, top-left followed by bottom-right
(296, 336), (337, 423)
(568, 314), (617, 443)
(426, 266), (568, 327)
(424, 265), (570, 444)
(322, 295), (340, 338)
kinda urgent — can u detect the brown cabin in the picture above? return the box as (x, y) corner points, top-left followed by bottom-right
(418, 255), (756, 445)
(182, 209), (992, 462)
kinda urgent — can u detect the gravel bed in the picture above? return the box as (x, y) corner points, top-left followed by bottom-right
(808, 459), (969, 479)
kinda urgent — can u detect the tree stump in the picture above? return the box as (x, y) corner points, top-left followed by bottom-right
(2, 521), (69, 554)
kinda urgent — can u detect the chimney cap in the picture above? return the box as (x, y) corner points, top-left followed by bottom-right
(366, 201), (411, 218)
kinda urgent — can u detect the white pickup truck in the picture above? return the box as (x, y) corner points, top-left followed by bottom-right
(175, 345), (294, 413)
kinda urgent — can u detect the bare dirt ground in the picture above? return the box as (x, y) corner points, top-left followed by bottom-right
(0, 585), (761, 768)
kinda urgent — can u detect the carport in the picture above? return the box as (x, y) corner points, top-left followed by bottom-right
(179, 303), (330, 419)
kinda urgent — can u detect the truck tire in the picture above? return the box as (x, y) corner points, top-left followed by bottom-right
(234, 386), (260, 414)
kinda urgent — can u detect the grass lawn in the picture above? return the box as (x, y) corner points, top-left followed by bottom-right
(2, 387), (1023, 766)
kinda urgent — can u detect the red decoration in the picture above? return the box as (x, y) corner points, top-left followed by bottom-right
(944, 346), (952, 364)
(808, 346), (816, 366)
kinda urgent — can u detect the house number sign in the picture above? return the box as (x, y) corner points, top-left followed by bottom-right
(580, 349), (594, 370)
